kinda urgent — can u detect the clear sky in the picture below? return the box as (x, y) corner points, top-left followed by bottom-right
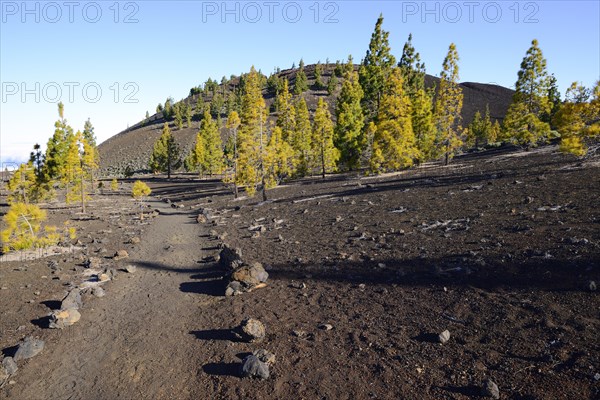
(1, 0), (599, 165)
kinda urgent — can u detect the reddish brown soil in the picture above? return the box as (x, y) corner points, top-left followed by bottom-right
(1, 144), (599, 399)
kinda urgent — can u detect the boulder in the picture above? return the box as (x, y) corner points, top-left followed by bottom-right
(13, 337), (45, 362)
(252, 349), (276, 366)
(240, 355), (270, 380)
(218, 246), (243, 271)
(49, 308), (81, 329)
(234, 318), (266, 343)
(61, 289), (82, 310)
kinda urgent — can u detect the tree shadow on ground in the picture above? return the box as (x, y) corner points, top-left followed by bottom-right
(190, 329), (239, 342)
(30, 316), (51, 329)
(180, 281), (224, 297)
(437, 385), (483, 397)
(265, 256), (599, 292)
(202, 362), (240, 377)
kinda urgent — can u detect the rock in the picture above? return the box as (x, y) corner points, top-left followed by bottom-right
(588, 281), (597, 291)
(84, 257), (102, 269)
(0, 364), (7, 383)
(225, 281), (243, 297)
(91, 287), (106, 297)
(252, 349), (276, 366)
(292, 330), (307, 338)
(235, 318), (266, 343)
(231, 262), (269, 287)
(438, 330), (451, 344)
(61, 289), (82, 310)
(196, 214), (207, 224)
(49, 308), (81, 329)
(240, 355), (270, 380)
(219, 246), (243, 271)
(124, 265), (137, 274)
(13, 336), (45, 362)
(318, 324), (333, 331)
(481, 378), (500, 399)
(128, 237), (141, 244)
(113, 250), (129, 259)
(2, 357), (17, 375)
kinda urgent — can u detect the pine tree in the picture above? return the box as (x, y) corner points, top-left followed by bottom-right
(370, 68), (418, 172)
(359, 14), (396, 121)
(131, 181), (152, 220)
(543, 74), (561, 126)
(434, 43), (464, 165)
(184, 131), (205, 175)
(314, 62), (325, 89)
(149, 123), (181, 179)
(7, 162), (38, 205)
(1, 203), (48, 252)
(145, 111), (150, 120)
(225, 110), (241, 197)
(163, 97), (174, 120)
(554, 81), (600, 156)
(236, 66), (267, 197)
(276, 79), (296, 142)
(502, 39), (551, 148)
(312, 98), (340, 178)
(200, 109), (224, 175)
(327, 74), (338, 96)
(29, 143), (43, 181)
(293, 97), (312, 175)
(174, 102), (184, 130)
(43, 102), (73, 182)
(411, 88), (435, 162)
(82, 118), (99, 190)
(264, 126), (295, 188)
(294, 66), (308, 95)
(335, 71), (365, 170)
(211, 93), (225, 118)
(398, 33), (426, 96)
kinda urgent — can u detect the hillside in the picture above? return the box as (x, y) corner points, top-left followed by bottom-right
(98, 65), (514, 176)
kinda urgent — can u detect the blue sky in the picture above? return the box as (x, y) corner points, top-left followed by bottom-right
(1, 0), (599, 165)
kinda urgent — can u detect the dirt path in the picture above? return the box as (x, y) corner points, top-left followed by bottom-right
(2, 199), (221, 400)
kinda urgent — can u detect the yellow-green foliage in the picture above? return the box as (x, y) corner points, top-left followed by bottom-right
(434, 43), (464, 164)
(132, 180), (151, 199)
(264, 126), (295, 189)
(370, 68), (418, 172)
(7, 162), (39, 204)
(236, 66), (267, 196)
(554, 81), (600, 156)
(312, 98), (340, 177)
(1, 203), (64, 252)
(110, 178), (119, 191)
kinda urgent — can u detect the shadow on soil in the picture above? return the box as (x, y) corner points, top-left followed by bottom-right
(202, 362), (241, 377)
(133, 261), (226, 296)
(190, 329), (240, 342)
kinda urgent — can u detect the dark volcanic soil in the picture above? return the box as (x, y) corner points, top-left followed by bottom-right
(1, 144), (599, 400)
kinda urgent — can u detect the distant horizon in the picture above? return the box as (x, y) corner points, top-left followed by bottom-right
(2, 1), (599, 165)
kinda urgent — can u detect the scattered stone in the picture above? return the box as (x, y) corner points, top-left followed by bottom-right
(438, 330), (451, 344)
(33, 291), (40, 296)
(84, 257), (102, 269)
(49, 308), (81, 329)
(292, 330), (307, 338)
(2, 357), (17, 375)
(252, 349), (276, 366)
(524, 196), (534, 204)
(128, 237), (141, 244)
(113, 250), (129, 260)
(228, 262), (269, 291)
(91, 287), (106, 298)
(240, 355), (270, 380)
(290, 281), (306, 289)
(218, 245), (243, 271)
(589, 281), (597, 292)
(13, 336), (45, 362)
(61, 289), (82, 310)
(594, 372), (600, 381)
(234, 318), (266, 343)
(224, 281), (243, 297)
(481, 378), (500, 399)
(124, 265), (137, 274)
(318, 324), (333, 331)
(196, 214), (207, 224)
